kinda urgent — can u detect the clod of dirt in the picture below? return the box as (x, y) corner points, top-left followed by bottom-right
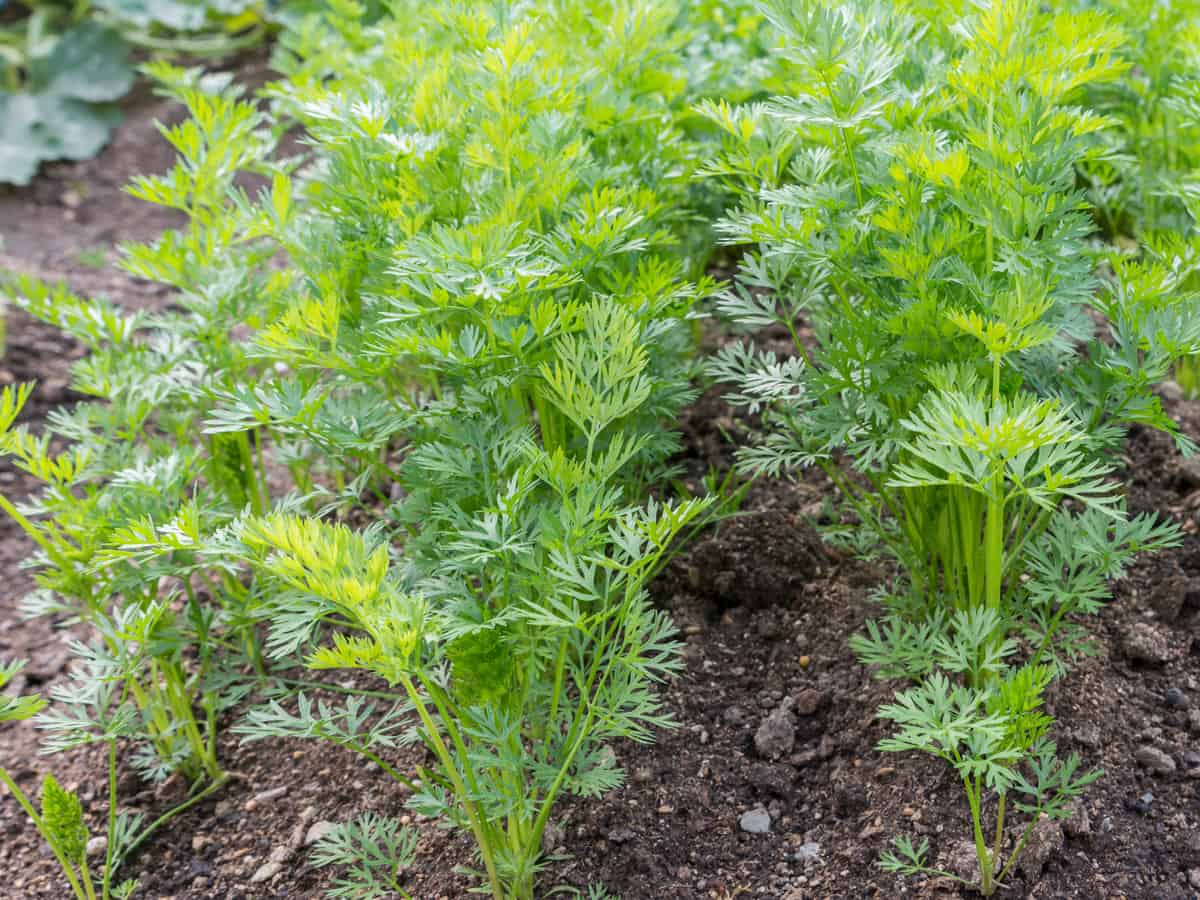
(754, 697), (796, 760)
(1062, 801), (1091, 839)
(1148, 573), (1193, 621)
(746, 762), (795, 797)
(1172, 456), (1200, 490)
(832, 783), (868, 819)
(1120, 621), (1181, 665)
(1126, 792), (1155, 815)
(793, 688), (824, 716)
(943, 839), (979, 883)
(1134, 745), (1177, 774)
(1072, 722), (1102, 749)
(1018, 814), (1064, 883)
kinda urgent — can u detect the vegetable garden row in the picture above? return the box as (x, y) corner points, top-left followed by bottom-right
(1, 0), (1199, 897)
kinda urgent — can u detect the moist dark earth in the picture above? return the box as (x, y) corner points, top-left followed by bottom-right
(2, 71), (1200, 900)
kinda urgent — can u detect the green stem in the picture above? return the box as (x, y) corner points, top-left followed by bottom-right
(964, 775), (994, 896)
(783, 311), (814, 366)
(1002, 505), (1053, 579)
(994, 814), (1040, 887)
(985, 355), (1005, 616)
(984, 489), (1004, 612)
(986, 96), (996, 272)
(818, 71), (863, 207)
(400, 676), (502, 899)
(990, 793), (1007, 885)
(103, 740), (118, 900)
(253, 427), (270, 512)
(79, 858), (98, 900)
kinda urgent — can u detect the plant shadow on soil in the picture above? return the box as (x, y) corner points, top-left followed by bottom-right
(1, 76), (1200, 900)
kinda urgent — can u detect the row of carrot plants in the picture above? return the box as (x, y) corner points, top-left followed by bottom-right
(0, 1), (1198, 898)
(707, 0), (1200, 893)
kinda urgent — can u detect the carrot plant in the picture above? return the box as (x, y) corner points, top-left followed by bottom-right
(876, 668), (1100, 896)
(0, 63), (284, 798)
(1069, 0), (1200, 395)
(126, 1), (737, 896)
(237, 443), (709, 898)
(1071, 0), (1200, 237)
(0, 657), (219, 899)
(705, 0), (1193, 668)
(701, 0), (1197, 888)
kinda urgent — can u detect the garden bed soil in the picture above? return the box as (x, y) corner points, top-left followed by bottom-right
(2, 78), (1200, 900)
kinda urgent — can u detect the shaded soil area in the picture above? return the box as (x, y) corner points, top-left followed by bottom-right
(2, 77), (1200, 900)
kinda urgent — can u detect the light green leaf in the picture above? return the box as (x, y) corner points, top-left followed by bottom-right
(30, 24), (134, 103)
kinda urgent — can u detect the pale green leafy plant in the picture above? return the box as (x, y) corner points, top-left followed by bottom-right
(700, 0), (1190, 888)
(877, 667), (1100, 896)
(0, 659), (143, 900)
(704, 0), (1193, 667)
(236, 436), (711, 898)
(99, 2), (742, 898)
(0, 65), (287, 791)
(310, 812), (420, 900)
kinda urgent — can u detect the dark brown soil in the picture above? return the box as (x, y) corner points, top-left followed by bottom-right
(2, 75), (1200, 900)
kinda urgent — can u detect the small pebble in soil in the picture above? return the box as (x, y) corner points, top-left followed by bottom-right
(250, 860), (283, 884)
(1164, 687), (1190, 709)
(244, 785), (289, 812)
(793, 842), (821, 865)
(1127, 793), (1155, 815)
(1063, 801), (1091, 838)
(213, 799), (237, 820)
(739, 807), (772, 834)
(1074, 723), (1102, 748)
(85, 836), (107, 858)
(794, 688), (823, 716)
(945, 840), (979, 882)
(304, 820), (338, 846)
(1134, 745), (1177, 774)
(754, 698), (797, 760)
